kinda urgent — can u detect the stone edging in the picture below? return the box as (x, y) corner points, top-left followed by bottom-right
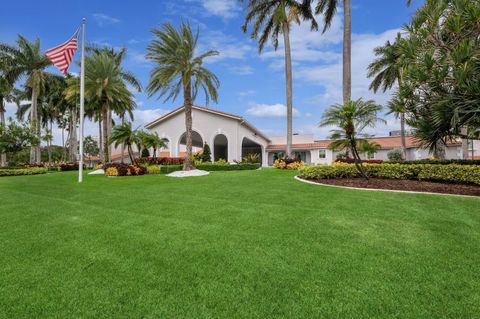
(294, 175), (479, 198)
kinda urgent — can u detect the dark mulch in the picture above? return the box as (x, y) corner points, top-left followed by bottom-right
(301, 177), (480, 196)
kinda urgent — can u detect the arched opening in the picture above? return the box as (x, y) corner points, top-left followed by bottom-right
(241, 137), (262, 163)
(213, 134), (228, 162)
(178, 131), (203, 158)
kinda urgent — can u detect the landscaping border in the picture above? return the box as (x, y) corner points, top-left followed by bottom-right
(294, 175), (479, 198)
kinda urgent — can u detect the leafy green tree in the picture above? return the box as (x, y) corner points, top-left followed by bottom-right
(146, 22), (220, 170)
(0, 36), (53, 164)
(358, 140), (381, 159)
(392, 0), (480, 158)
(137, 130), (167, 159)
(320, 99), (384, 178)
(201, 142), (211, 162)
(367, 33), (414, 159)
(240, 0), (317, 157)
(84, 135), (99, 158)
(0, 119), (39, 165)
(109, 122), (140, 165)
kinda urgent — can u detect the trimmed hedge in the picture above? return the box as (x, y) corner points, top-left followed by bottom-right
(196, 163), (260, 171)
(300, 163), (480, 185)
(58, 163), (86, 171)
(335, 158), (384, 164)
(389, 159), (480, 165)
(160, 165), (183, 174)
(0, 167), (48, 176)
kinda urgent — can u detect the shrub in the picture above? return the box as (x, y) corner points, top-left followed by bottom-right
(103, 163), (147, 176)
(160, 164), (183, 174)
(389, 159), (480, 165)
(387, 148), (404, 161)
(0, 167), (48, 177)
(58, 163), (85, 171)
(146, 165), (162, 174)
(274, 157), (303, 170)
(299, 163), (480, 185)
(94, 163), (104, 170)
(197, 162), (260, 171)
(242, 153), (260, 164)
(137, 157), (184, 165)
(335, 158), (384, 164)
(201, 143), (212, 162)
(141, 148), (150, 158)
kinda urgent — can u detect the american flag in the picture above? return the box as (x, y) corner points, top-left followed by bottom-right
(45, 30), (79, 74)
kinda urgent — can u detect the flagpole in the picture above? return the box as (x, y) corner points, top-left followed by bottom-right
(78, 18), (86, 183)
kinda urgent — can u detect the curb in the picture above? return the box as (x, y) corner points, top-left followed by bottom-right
(294, 176), (479, 198)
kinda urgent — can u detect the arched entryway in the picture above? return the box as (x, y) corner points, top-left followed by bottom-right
(241, 137), (262, 163)
(178, 131), (203, 157)
(213, 134), (228, 161)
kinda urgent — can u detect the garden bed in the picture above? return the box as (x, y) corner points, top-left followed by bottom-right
(298, 177), (480, 196)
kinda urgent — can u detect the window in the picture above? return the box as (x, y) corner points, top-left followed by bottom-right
(319, 149), (326, 159)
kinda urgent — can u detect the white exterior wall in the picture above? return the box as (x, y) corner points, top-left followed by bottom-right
(146, 108), (270, 165)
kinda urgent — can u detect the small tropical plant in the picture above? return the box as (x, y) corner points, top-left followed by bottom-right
(242, 153), (260, 164)
(109, 122), (140, 164)
(319, 98), (384, 179)
(388, 148), (405, 161)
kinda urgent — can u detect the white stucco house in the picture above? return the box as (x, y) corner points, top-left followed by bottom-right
(106, 105), (478, 165)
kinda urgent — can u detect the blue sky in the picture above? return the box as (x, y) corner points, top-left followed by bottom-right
(1, 0), (423, 144)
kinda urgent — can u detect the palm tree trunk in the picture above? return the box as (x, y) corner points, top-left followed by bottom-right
(400, 112), (407, 159)
(461, 127), (468, 159)
(183, 76), (194, 171)
(69, 107), (78, 162)
(102, 106), (109, 163)
(351, 139), (368, 179)
(153, 147), (157, 159)
(107, 109), (113, 162)
(0, 97), (6, 167)
(121, 117), (125, 163)
(282, 21), (293, 157)
(30, 88), (40, 164)
(343, 0), (352, 103)
(434, 140), (446, 159)
(48, 121), (52, 165)
(127, 144), (135, 165)
(98, 119), (104, 162)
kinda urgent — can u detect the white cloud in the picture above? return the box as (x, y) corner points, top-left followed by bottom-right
(246, 103), (300, 118)
(92, 13), (120, 26)
(238, 90), (256, 97)
(199, 31), (255, 63)
(186, 0), (240, 19)
(298, 28), (400, 109)
(229, 65), (254, 75)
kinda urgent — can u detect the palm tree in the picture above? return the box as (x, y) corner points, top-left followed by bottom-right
(146, 22), (220, 170)
(320, 98), (384, 178)
(86, 46), (142, 159)
(240, 0), (317, 157)
(109, 122), (140, 165)
(138, 131), (168, 158)
(367, 33), (411, 159)
(83, 51), (136, 163)
(0, 53), (18, 166)
(0, 36), (52, 164)
(42, 128), (53, 165)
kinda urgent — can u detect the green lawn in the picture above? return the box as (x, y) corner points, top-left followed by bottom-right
(1, 169), (479, 318)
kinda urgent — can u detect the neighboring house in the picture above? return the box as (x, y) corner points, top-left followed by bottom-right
(103, 105), (478, 166)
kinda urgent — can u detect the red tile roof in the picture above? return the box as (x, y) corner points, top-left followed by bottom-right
(266, 136), (462, 151)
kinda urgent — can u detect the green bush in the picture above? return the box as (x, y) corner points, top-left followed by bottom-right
(146, 165), (162, 174)
(387, 148), (404, 161)
(197, 163), (260, 171)
(160, 165), (183, 174)
(389, 159), (480, 165)
(0, 167), (48, 176)
(299, 163), (480, 185)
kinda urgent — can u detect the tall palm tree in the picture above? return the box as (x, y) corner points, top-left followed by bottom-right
(0, 36), (52, 164)
(86, 46), (142, 159)
(82, 51), (136, 163)
(367, 33), (412, 159)
(109, 122), (140, 164)
(320, 98), (384, 178)
(240, 0), (317, 157)
(146, 22), (220, 170)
